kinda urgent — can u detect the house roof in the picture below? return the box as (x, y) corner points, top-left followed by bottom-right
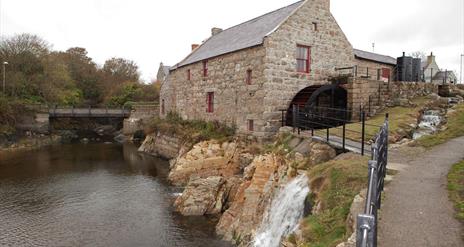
(353, 49), (397, 66)
(433, 71), (456, 81)
(173, 0), (305, 69)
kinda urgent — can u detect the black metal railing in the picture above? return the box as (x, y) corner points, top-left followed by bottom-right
(356, 115), (389, 247)
(283, 105), (383, 156)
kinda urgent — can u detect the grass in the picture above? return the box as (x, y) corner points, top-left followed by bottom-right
(315, 96), (430, 143)
(448, 160), (464, 222)
(146, 112), (236, 144)
(300, 154), (369, 247)
(416, 104), (464, 148)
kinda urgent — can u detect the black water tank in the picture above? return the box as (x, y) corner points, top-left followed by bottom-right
(412, 58), (422, 82)
(397, 53), (413, 81)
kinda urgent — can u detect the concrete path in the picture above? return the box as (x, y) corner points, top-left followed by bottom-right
(378, 137), (464, 247)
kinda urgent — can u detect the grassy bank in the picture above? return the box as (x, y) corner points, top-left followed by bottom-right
(315, 97), (430, 143)
(448, 160), (464, 222)
(146, 112), (236, 143)
(416, 104), (464, 148)
(299, 154), (369, 247)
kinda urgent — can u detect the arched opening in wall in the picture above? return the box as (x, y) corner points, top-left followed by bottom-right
(286, 85), (348, 129)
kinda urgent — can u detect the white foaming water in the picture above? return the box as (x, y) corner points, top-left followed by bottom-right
(413, 110), (443, 140)
(254, 175), (310, 247)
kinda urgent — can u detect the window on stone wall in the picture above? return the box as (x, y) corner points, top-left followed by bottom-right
(312, 22), (318, 31)
(206, 92), (214, 113)
(246, 69), (252, 85)
(247, 120), (254, 132)
(296, 45), (311, 73)
(187, 69), (191, 80)
(203, 60), (208, 77)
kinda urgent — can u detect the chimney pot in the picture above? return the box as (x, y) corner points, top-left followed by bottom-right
(211, 27), (223, 36)
(191, 44), (199, 51)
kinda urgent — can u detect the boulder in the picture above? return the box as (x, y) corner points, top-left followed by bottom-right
(168, 141), (241, 186)
(308, 142), (337, 165)
(174, 176), (227, 216)
(293, 139), (312, 156)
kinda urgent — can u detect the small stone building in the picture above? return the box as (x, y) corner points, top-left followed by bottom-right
(161, 0), (398, 138)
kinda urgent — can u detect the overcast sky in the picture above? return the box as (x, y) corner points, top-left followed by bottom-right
(2, 0), (464, 82)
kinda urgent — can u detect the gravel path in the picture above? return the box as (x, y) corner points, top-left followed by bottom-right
(378, 137), (464, 247)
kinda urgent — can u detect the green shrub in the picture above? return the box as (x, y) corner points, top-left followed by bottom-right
(146, 112), (236, 144)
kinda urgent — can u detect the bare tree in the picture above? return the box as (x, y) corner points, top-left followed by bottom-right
(409, 51), (427, 60)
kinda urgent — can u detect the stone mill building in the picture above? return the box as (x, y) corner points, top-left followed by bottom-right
(160, 0), (397, 138)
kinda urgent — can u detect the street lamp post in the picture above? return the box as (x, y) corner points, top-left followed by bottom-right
(2, 61), (8, 95)
(461, 54), (464, 84)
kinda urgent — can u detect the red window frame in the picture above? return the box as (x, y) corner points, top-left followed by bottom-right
(247, 120), (254, 132)
(187, 69), (191, 80)
(382, 68), (391, 79)
(296, 45), (311, 73)
(206, 92), (214, 113)
(246, 69), (252, 85)
(203, 60), (208, 77)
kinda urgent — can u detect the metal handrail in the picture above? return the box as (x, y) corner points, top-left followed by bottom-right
(357, 114), (389, 247)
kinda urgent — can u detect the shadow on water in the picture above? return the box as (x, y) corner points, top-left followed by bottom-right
(0, 143), (231, 247)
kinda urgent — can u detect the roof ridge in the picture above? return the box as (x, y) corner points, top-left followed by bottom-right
(218, 0), (305, 34)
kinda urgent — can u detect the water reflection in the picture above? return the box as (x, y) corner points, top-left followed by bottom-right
(0, 143), (230, 247)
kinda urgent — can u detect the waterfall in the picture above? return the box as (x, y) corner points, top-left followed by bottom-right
(413, 110), (443, 140)
(254, 175), (310, 247)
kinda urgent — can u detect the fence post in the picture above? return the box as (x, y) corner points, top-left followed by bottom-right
(327, 128), (330, 142)
(292, 104), (297, 133)
(361, 111), (366, 156)
(343, 123), (346, 150)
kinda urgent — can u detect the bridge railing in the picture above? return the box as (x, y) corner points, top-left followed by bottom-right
(356, 115), (389, 247)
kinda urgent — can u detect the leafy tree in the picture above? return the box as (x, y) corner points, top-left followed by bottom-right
(102, 57), (140, 83)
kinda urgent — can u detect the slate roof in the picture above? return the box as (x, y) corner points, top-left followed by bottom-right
(353, 49), (397, 66)
(433, 71), (457, 81)
(173, 0), (305, 69)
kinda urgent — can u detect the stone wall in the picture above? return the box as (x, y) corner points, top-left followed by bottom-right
(123, 104), (159, 136)
(261, 0), (354, 138)
(165, 45), (267, 135)
(354, 58), (395, 81)
(347, 79), (439, 119)
(162, 0), (354, 139)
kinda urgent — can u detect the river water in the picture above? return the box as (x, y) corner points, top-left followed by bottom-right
(0, 143), (231, 247)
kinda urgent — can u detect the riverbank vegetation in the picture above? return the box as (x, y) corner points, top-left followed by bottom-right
(299, 154), (369, 247)
(0, 33), (158, 107)
(448, 160), (464, 222)
(0, 96), (29, 135)
(146, 112), (236, 143)
(416, 104), (464, 148)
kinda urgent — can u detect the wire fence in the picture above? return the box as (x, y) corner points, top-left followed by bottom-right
(356, 116), (389, 247)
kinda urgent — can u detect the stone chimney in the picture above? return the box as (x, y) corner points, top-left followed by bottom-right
(427, 52), (436, 65)
(191, 44), (199, 51)
(211, 27), (223, 36)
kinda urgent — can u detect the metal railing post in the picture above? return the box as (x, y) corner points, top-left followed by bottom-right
(327, 127), (330, 142)
(343, 123), (346, 150)
(361, 111), (366, 156)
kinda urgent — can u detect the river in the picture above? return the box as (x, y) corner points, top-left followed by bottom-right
(0, 143), (231, 247)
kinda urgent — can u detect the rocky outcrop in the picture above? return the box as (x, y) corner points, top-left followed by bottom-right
(308, 142), (337, 165)
(174, 176), (227, 216)
(174, 175), (244, 216)
(138, 132), (184, 160)
(168, 141), (242, 186)
(216, 154), (289, 244)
